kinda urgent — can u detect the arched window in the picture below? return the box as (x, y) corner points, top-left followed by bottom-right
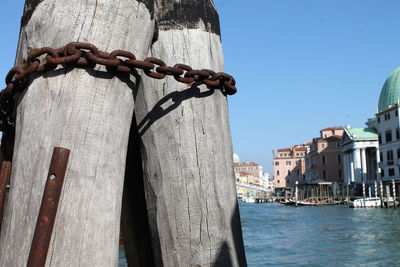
(322, 170), (327, 179)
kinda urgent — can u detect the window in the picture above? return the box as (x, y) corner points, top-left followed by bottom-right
(337, 154), (341, 163)
(387, 150), (394, 161)
(381, 169), (385, 177)
(389, 168), (395, 176)
(398, 148), (400, 159)
(337, 142), (340, 148)
(338, 169), (342, 178)
(321, 143), (325, 148)
(322, 170), (327, 179)
(378, 116), (381, 123)
(378, 133), (382, 144)
(380, 152), (384, 161)
(397, 127), (400, 140)
(286, 161), (291, 166)
(274, 161), (279, 166)
(322, 155), (326, 165)
(288, 170), (291, 175)
(385, 130), (392, 142)
(277, 180), (280, 184)
(385, 113), (391, 120)
(277, 170), (280, 176)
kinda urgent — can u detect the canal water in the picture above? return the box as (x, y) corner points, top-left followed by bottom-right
(119, 201), (400, 266)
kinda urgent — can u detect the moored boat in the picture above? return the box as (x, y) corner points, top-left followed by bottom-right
(349, 197), (381, 208)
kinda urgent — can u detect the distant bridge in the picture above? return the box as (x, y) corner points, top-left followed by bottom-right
(236, 181), (272, 193)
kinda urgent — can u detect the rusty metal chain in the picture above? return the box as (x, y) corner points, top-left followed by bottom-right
(0, 42), (237, 131)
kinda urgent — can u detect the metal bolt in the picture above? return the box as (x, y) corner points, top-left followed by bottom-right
(50, 174), (56, 180)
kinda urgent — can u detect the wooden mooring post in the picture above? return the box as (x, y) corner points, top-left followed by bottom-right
(375, 181), (379, 207)
(393, 179), (397, 208)
(362, 181), (366, 208)
(0, 1), (247, 266)
(386, 184), (390, 208)
(380, 180), (384, 208)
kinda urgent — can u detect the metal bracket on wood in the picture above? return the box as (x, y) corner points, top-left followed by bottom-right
(27, 147), (70, 267)
(0, 161), (12, 234)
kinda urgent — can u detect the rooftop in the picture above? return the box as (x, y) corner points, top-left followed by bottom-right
(320, 127), (343, 131)
(378, 67), (400, 112)
(347, 128), (378, 140)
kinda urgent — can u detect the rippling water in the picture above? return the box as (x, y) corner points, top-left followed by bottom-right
(119, 201), (400, 266)
(240, 201), (400, 267)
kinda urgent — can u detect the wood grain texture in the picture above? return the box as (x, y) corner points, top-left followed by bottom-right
(0, 0), (154, 266)
(133, 3), (247, 264)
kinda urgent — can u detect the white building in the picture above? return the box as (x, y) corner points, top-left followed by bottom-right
(340, 67), (400, 197)
(367, 67), (400, 184)
(341, 127), (378, 193)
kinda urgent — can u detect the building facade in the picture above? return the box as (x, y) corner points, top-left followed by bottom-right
(234, 162), (263, 180)
(339, 67), (400, 197)
(273, 144), (309, 190)
(341, 127), (378, 194)
(304, 127), (344, 184)
(366, 67), (400, 184)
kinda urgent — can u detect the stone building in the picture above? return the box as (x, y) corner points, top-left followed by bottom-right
(341, 127), (378, 193)
(304, 127), (344, 184)
(234, 162), (263, 179)
(366, 67), (400, 185)
(273, 144), (309, 190)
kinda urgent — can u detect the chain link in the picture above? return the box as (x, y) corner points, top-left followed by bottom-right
(0, 42), (237, 131)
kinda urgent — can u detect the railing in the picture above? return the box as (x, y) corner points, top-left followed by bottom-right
(236, 181), (272, 192)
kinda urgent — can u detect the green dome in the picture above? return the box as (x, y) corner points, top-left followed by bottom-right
(378, 67), (400, 112)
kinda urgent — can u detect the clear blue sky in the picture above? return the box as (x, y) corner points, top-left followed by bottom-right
(1, 1), (400, 176)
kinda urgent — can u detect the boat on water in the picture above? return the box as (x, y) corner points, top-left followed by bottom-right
(349, 197), (381, 208)
(243, 196), (256, 203)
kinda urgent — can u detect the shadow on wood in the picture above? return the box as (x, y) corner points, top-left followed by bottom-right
(121, 114), (157, 267)
(137, 83), (215, 136)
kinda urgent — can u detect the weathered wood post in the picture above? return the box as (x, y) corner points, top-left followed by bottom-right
(0, 0), (156, 266)
(333, 183), (337, 205)
(392, 179), (397, 208)
(117, 1), (248, 266)
(380, 180), (384, 208)
(362, 181), (366, 208)
(375, 181), (378, 207)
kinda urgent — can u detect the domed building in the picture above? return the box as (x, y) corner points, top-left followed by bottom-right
(233, 153), (240, 163)
(340, 67), (400, 198)
(365, 67), (400, 187)
(378, 67), (400, 113)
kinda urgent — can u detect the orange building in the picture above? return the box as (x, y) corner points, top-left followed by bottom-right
(272, 144), (310, 190)
(304, 127), (344, 184)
